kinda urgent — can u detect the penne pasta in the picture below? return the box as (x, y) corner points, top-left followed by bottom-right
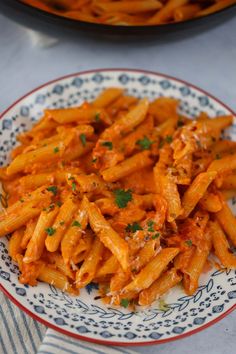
(139, 268), (182, 306)
(1, 88), (236, 307)
(84, 197), (129, 271)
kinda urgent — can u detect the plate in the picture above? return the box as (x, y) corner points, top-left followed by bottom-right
(0, 69), (236, 346)
(0, 0), (236, 40)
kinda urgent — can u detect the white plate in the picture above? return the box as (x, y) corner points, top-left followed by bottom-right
(0, 69), (235, 346)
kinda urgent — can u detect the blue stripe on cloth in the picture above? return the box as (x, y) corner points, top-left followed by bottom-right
(47, 333), (111, 354)
(0, 326), (8, 354)
(5, 297), (28, 354)
(21, 311), (37, 353)
(46, 333), (136, 354)
(0, 304), (18, 354)
(42, 342), (79, 354)
(34, 320), (45, 342)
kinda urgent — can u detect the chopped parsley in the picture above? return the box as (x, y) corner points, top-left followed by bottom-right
(56, 201), (62, 207)
(53, 146), (59, 153)
(68, 176), (75, 181)
(159, 299), (169, 312)
(165, 135), (173, 144)
(59, 221), (65, 226)
(152, 232), (160, 239)
(92, 157), (97, 163)
(185, 239), (193, 247)
(215, 153), (221, 160)
(120, 298), (129, 308)
(147, 220), (155, 232)
(126, 222), (143, 233)
(113, 189), (132, 209)
(101, 141), (113, 150)
(80, 133), (86, 147)
(72, 220), (81, 227)
(136, 136), (153, 150)
(19, 198), (24, 203)
(72, 182), (77, 192)
(95, 112), (100, 122)
(45, 227), (56, 236)
(47, 186), (58, 196)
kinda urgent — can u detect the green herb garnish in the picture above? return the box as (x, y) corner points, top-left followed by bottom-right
(59, 221), (65, 226)
(54, 147), (59, 153)
(102, 141), (113, 150)
(136, 136), (153, 150)
(56, 201), (62, 207)
(152, 232), (160, 239)
(92, 157), (97, 163)
(47, 186), (58, 196)
(72, 220), (81, 227)
(113, 189), (132, 209)
(215, 153), (221, 160)
(120, 298), (129, 308)
(165, 135), (173, 144)
(72, 182), (77, 192)
(185, 239), (192, 247)
(45, 227), (56, 236)
(126, 222), (143, 233)
(95, 112), (100, 122)
(80, 133), (87, 147)
(159, 299), (169, 312)
(147, 220), (155, 232)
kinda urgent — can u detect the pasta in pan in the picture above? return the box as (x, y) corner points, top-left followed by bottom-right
(0, 87), (236, 308)
(21, 0), (236, 26)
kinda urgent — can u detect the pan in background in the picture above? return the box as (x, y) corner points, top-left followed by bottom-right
(0, 0), (236, 40)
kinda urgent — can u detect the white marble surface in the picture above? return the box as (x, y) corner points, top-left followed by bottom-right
(0, 13), (236, 354)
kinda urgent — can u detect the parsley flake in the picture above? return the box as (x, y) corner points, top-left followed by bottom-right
(147, 220), (155, 232)
(185, 239), (192, 247)
(72, 220), (81, 227)
(72, 182), (77, 192)
(165, 135), (173, 144)
(59, 221), (65, 226)
(92, 157), (97, 163)
(95, 112), (100, 122)
(215, 153), (221, 160)
(120, 298), (129, 308)
(159, 299), (169, 312)
(80, 133), (86, 147)
(54, 147), (59, 153)
(56, 201), (62, 207)
(19, 198), (24, 203)
(102, 141), (113, 150)
(45, 227), (56, 236)
(47, 186), (58, 196)
(113, 189), (132, 209)
(136, 136), (153, 150)
(152, 232), (160, 239)
(126, 222), (143, 233)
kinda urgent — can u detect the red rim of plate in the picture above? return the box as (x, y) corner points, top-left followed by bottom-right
(0, 68), (235, 347)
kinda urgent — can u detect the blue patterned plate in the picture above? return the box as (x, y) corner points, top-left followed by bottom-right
(0, 69), (235, 346)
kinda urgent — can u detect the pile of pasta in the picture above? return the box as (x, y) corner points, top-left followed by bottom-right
(1, 87), (236, 308)
(21, 0), (236, 25)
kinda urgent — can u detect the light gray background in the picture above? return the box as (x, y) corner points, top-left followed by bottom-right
(0, 13), (236, 354)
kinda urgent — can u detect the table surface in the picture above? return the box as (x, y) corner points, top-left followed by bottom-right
(0, 13), (236, 354)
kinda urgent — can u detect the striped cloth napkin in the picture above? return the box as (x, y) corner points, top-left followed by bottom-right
(0, 292), (138, 354)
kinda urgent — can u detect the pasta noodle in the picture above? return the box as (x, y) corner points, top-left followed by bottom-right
(1, 87), (236, 308)
(21, 0), (236, 25)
